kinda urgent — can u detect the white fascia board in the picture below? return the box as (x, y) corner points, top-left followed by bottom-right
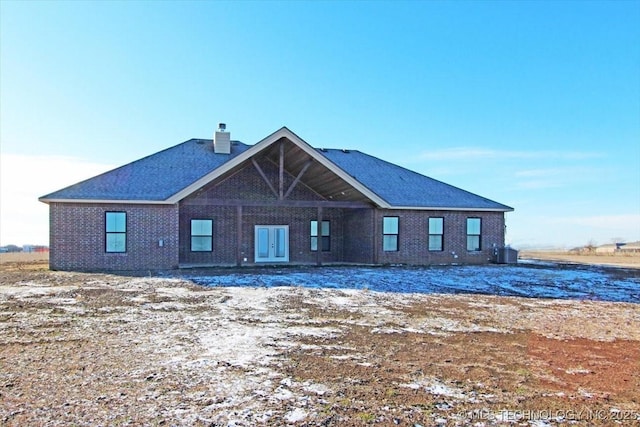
(38, 198), (175, 205)
(386, 205), (514, 212)
(166, 127), (391, 207)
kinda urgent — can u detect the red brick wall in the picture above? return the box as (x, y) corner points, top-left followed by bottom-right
(374, 210), (505, 265)
(48, 158), (506, 270)
(343, 209), (375, 263)
(49, 203), (179, 271)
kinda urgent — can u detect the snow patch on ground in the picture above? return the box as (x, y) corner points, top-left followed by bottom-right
(284, 407), (307, 423)
(112, 285), (343, 424)
(187, 264), (640, 303)
(0, 285), (78, 298)
(303, 382), (331, 396)
(565, 368), (591, 375)
(155, 286), (201, 297)
(144, 301), (188, 311)
(401, 378), (467, 399)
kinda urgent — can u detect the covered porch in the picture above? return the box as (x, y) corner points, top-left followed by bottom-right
(176, 135), (381, 267)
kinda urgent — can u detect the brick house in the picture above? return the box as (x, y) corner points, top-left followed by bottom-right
(39, 126), (513, 271)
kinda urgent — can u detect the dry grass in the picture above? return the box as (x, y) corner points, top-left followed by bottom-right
(0, 252), (49, 266)
(520, 250), (640, 269)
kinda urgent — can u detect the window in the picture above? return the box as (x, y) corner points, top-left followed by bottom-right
(311, 220), (330, 251)
(383, 216), (399, 251)
(467, 218), (481, 251)
(191, 219), (213, 252)
(428, 217), (444, 251)
(105, 212), (126, 253)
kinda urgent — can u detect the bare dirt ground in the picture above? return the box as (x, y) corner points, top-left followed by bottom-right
(1, 260), (639, 426)
(520, 251), (640, 270)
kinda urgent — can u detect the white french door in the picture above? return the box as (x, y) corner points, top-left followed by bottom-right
(254, 225), (289, 263)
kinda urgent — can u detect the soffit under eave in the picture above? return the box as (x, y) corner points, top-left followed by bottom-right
(271, 131), (390, 207)
(258, 138), (378, 204)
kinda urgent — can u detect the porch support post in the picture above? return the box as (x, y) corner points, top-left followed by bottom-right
(316, 206), (323, 266)
(372, 209), (379, 264)
(236, 205), (243, 266)
(279, 141), (285, 200)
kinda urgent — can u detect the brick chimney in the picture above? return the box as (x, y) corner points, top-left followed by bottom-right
(213, 123), (230, 154)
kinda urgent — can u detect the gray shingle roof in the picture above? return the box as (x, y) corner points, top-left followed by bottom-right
(40, 133), (512, 211)
(41, 139), (251, 201)
(320, 149), (512, 210)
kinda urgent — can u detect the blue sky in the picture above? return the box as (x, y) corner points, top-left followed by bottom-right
(1, 0), (639, 248)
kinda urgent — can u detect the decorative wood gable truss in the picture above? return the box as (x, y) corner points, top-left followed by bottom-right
(177, 127), (382, 209)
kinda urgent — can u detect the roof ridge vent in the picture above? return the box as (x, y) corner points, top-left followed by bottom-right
(214, 123), (231, 154)
(341, 149), (350, 153)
